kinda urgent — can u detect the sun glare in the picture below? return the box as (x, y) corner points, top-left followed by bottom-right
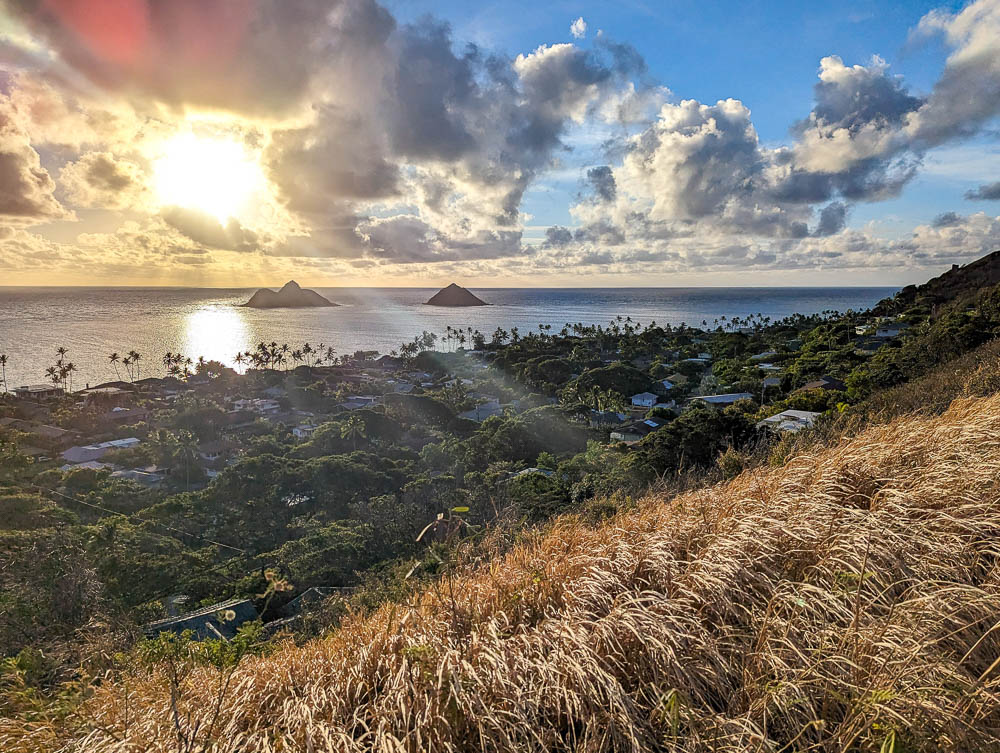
(153, 133), (264, 222)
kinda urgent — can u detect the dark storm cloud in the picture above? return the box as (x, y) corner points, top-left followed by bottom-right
(965, 181), (1000, 201)
(932, 211), (962, 228)
(543, 226), (573, 248)
(586, 165), (616, 202)
(813, 202), (848, 236)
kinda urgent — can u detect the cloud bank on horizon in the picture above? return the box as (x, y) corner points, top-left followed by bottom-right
(0, 0), (999, 286)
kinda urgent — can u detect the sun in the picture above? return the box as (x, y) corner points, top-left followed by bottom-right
(153, 133), (265, 222)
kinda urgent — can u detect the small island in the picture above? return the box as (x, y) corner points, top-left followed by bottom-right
(425, 283), (489, 307)
(244, 281), (337, 308)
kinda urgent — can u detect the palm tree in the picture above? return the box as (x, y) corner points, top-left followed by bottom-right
(234, 352), (245, 373)
(0, 353), (7, 393)
(109, 352), (121, 381)
(340, 415), (366, 451)
(64, 362), (76, 392)
(128, 350), (142, 381)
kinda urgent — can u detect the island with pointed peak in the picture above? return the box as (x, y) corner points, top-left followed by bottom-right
(425, 283), (489, 307)
(243, 281), (337, 308)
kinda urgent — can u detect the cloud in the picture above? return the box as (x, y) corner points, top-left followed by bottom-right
(906, 0), (1000, 146)
(966, 181), (1000, 201)
(570, 17), (587, 39)
(0, 103), (67, 221)
(814, 201), (848, 236)
(5, 0), (357, 117)
(160, 206), (259, 252)
(932, 211), (962, 228)
(585, 165), (616, 202)
(59, 151), (148, 209)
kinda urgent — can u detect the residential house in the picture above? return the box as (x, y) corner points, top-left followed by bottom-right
(13, 384), (64, 400)
(145, 598), (258, 640)
(589, 410), (628, 428)
(762, 376), (782, 390)
(630, 392), (658, 408)
(459, 399), (505, 422)
(198, 440), (236, 467)
(110, 468), (165, 488)
(292, 424), (318, 440)
(750, 351), (778, 361)
(690, 392), (755, 407)
(757, 409), (822, 434)
(0, 418), (78, 449)
(233, 398), (281, 414)
(875, 323), (910, 339)
(796, 375), (847, 392)
(61, 437), (140, 464)
(373, 355), (404, 371)
(611, 417), (667, 443)
(338, 395), (380, 411)
(665, 373), (689, 387)
(756, 363), (783, 373)
(659, 379), (675, 391)
(59, 460), (110, 472)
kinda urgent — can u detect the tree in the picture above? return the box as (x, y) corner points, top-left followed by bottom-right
(0, 353), (7, 392)
(340, 415), (367, 451)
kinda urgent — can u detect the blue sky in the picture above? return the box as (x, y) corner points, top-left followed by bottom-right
(386, 0), (987, 239)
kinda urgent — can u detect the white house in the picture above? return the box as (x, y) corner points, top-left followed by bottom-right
(757, 409), (822, 433)
(630, 392), (658, 408)
(292, 424), (318, 440)
(233, 398), (281, 414)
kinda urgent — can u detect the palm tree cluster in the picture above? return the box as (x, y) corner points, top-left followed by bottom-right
(44, 347), (76, 392)
(162, 351), (195, 378)
(108, 350), (143, 382)
(234, 341), (335, 372)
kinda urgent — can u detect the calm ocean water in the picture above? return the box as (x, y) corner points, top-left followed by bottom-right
(0, 286), (897, 389)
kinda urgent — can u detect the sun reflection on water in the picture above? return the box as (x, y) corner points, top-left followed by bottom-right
(182, 307), (249, 368)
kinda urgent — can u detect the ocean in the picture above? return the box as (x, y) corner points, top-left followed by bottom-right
(0, 286), (898, 389)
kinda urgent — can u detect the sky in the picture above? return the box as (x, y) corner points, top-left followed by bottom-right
(0, 0), (998, 287)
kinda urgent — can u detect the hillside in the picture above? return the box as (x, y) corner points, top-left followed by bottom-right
(23, 392), (1000, 752)
(877, 250), (1000, 313)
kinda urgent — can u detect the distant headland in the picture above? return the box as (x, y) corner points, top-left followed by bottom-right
(244, 281), (337, 308)
(425, 283), (489, 307)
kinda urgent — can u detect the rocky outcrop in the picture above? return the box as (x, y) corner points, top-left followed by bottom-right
(244, 281), (337, 308)
(425, 283), (488, 307)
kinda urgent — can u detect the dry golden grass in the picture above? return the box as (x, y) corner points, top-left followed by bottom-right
(8, 393), (1000, 752)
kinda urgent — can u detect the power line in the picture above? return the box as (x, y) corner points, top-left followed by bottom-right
(39, 484), (246, 554)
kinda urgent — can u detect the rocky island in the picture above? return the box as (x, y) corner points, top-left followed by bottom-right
(244, 281), (337, 308)
(425, 283), (489, 307)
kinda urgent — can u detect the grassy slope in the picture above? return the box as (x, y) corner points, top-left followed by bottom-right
(14, 390), (1000, 751)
